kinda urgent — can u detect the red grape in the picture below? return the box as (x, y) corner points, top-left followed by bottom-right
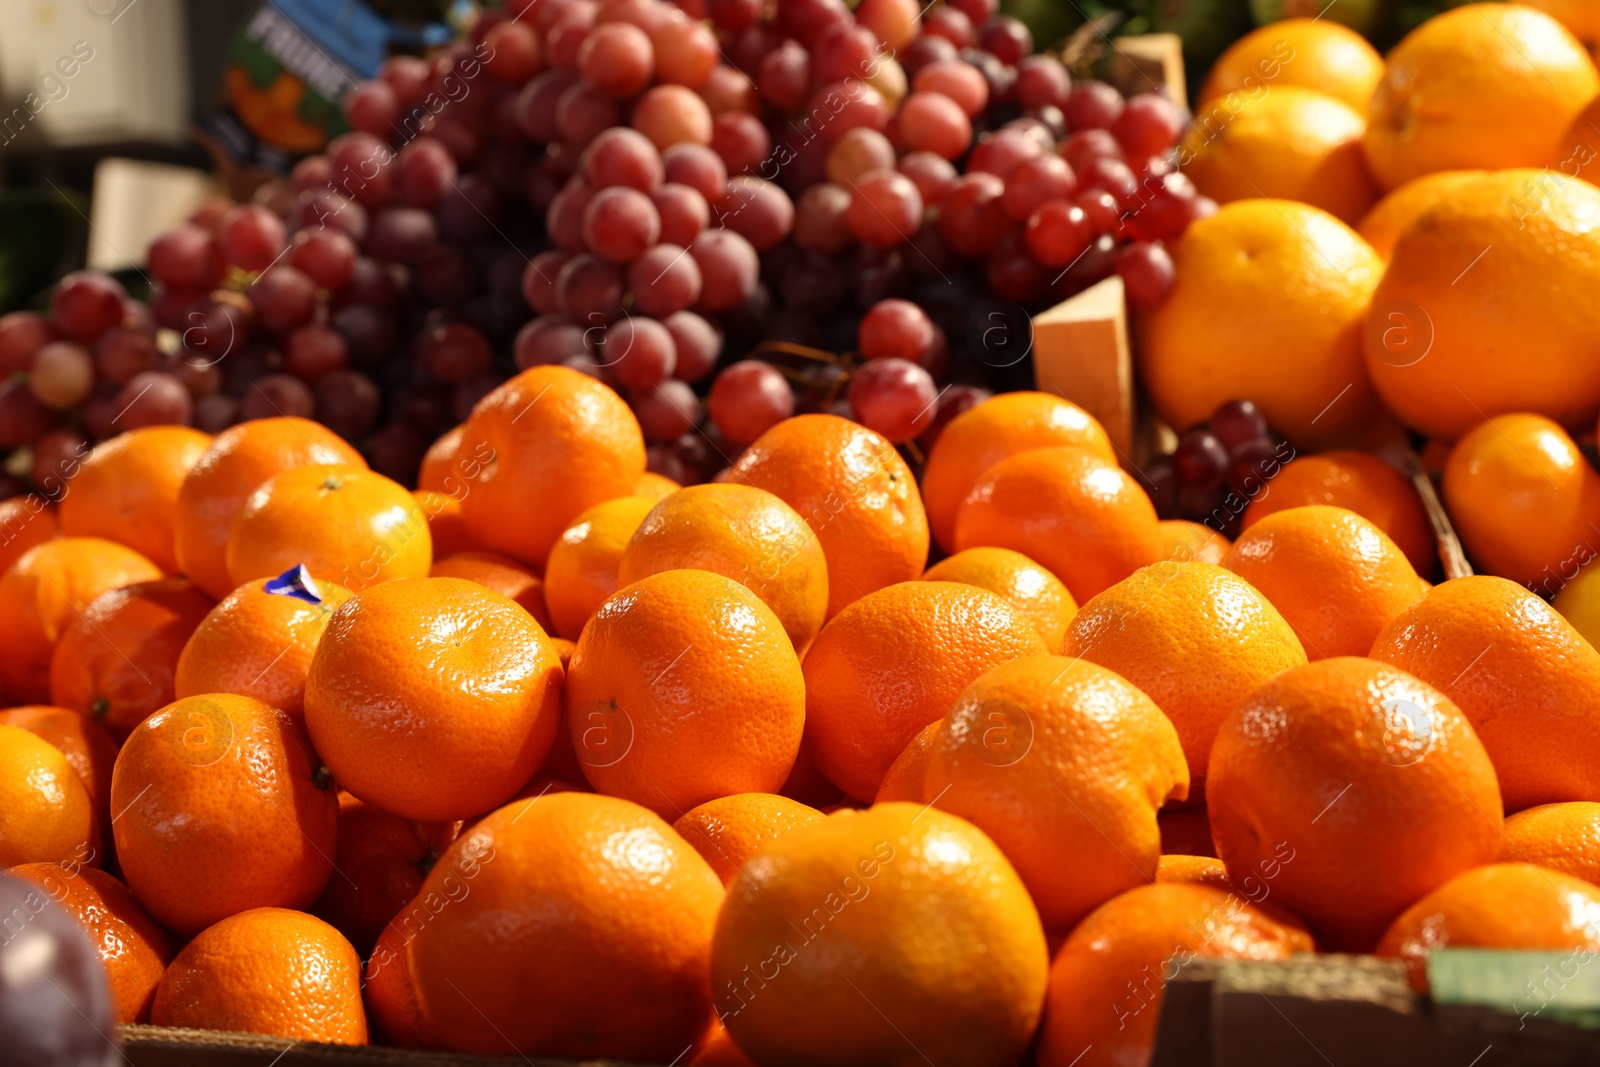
(717, 176), (795, 252)
(896, 91), (972, 160)
(759, 41), (812, 112)
(793, 183), (854, 255)
(847, 357), (936, 442)
(29, 342), (94, 410)
(366, 206), (440, 265)
(1113, 241), (1176, 311)
(826, 128), (897, 186)
(250, 267), (317, 334)
(607, 316), (677, 388)
(652, 12), (719, 87)
(1111, 93), (1185, 159)
(284, 325), (349, 382)
(948, 0), (997, 22)
(918, 383), (990, 450)
(597, 0), (668, 30)
(241, 373), (314, 421)
(32, 429), (88, 496)
(936, 172), (1010, 258)
(1074, 188), (1122, 234)
(548, 5), (598, 70)
(897, 151), (959, 205)
(902, 35), (958, 75)
(858, 298), (935, 362)
(629, 243), (704, 316)
(775, 0), (850, 47)
(557, 81), (625, 145)
(516, 315), (594, 368)
(328, 132), (396, 208)
(295, 189), (368, 242)
(344, 80), (401, 137)
(708, 360), (793, 444)
(396, 137), (458, 209)
(421, 322), (493, 384)
(1063, 82), (1124, 131)
(911, 60), (988, 117)
(288, 229), (357, 291)
(707, 0), (761, 31)
(813, 22), (878, 84)
(979, 15), (1032, 64)
(857, 0), (921, 49)
(699, 65), (759, 116)
(846, 168), (924, 249)
(113, 371), (192, 430)
(662, 143), (728, 202)
(548, 182), (597, 253)
(1126, 170), (1197, 242)
(148, 225), (226, 292)
(689, 229), (760, 311)
(803, 80), (888, 143)
(710, 111), (771, 176)
(664, 310), (721, 381)
(632, 379), (700, 441)
(652, 183), (711, 246)
(0, 378), (54, 447)
(1015, 55), (1070, 111)
(484, 20), (543, 83)
(986, 229), (1051, 304)
(516, 70), (580, 142)
(381, 55), (431, 103)
(1210, 399), (1270, 451)
(584, 127), (665, 191)
(579, 22), (655, 98)
(968, 128), (1043, 179)
(93, 327), (158, 384)
(1174, 427), (1229, 490)
(556, 253), (628, 321)
(583, 186), (662, 263)
(1002, 153), (1077, 221)
(315, 370), (381, 439)
(634, 85), (715, 149)
(332, 305), (396, 365)
(1024, 200), (1093, 268)
(922, 7), (974, 46)
(52, 272), (128, 342)
(0, 311), (59, 374)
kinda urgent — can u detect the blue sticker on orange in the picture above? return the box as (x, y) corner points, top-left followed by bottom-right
(263, 564), (324, 604)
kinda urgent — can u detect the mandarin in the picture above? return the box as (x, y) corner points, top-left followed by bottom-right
(1527, 0), (1600, 59)
(417, 422), (492, 496)
(429, 549), (552, 630)
(0, 705), (117, 859)
(110, 693), (338, 934)
(1156, 519), (1230, 565)
(672, 793), (826, 885)
(922, 546), (1077, 651)
(0, 495), (57, 577)
(543, 495), (657, 639)
(0, 723), (93, 868)
(57, 426), (211, 573)
(1356, 170), (1485, 260)
(305, 577), (564, 822)
(1502, 803), (1600, 887)
(875, 720), (941, 803)
(1199, 18), (1384, 111)
(803, 580), (1048, 801)
(566, 568), (804, 816)
(412, 489), (478, 556)
(365, 919), (427, 1048)
(713, 803), (1048, 1067)
(636, 470), (682, 499)
(1155, 854), (1232, 891)
(1555, 560), (1600, 648)
(175, 417), (364, 599)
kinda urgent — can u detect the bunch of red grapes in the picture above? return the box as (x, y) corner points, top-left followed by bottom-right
(0, 0), (1206, 493)
(1140, 399), (1295, 537)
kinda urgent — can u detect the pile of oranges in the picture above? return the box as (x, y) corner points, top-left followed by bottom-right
(6, 362), (1600, 1067)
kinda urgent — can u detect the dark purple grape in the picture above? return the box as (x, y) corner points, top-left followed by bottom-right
(193, 393), (240, 434)
(113, 371), (192, 430)
(632, 379), (701, 441)
(0, 872), (120, 1067)
(1211, 400), (1270, 452)
(1173, 428), (1229, 491)
(240, 374), (315, 421)
(1226, 437), (1285, 499)
(1139, 456), (1179, 519)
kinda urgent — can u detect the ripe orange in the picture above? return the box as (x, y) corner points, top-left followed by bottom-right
(1502, 803), (1600, 887)
(7, 862), (173, 1022)
(954, 446), (1162, 604)
(305, 577), (564, 821)
(365, 919), (427, 1048)
(1366, 172), (1600, 439)
(921, 392), (1115, 554)
(1199, 19), (1384, 111)
(1156, 519), (1230, 565)
(636, 470), (681, 499)
(312, 793), (460, 955)
(1062, 561), (1306, 796)
(1442, 415), (1600, 592)
(1208, 657), (1503, 950)
(923, 546), (1077, 651)
(713, 802), (1048, 1067)
(875, 719), (941, 802)
(110, 693), (338, 934)
(412, 489), (479, 557)
(1245, 449), (1435, 574)
(1220, 505), (1425, 658)
(0, 723), (93, 867)
(619, 484), (829, 650)
(1182, 87), (1378, 225)
(57, 426), (212, 574)
(152, 907), (367, 1044)
(48, 578), (213, 740)
(1376, 863), (1600, 991)
(430, 550), (552, 630)
(175, 417), (365, 599)
(1036, 883), (1313, 1067)
(672, 793), (826, 884)
(1142, 200), (1383, 447)
(918, 656), (1189, 932)
(1356, 170), (1485, 260)
(226, 465), (431, 593)
(566, 569), (805, 816)
(408, 792), (722, 1059)
(174, 573), (353, 722)
(803, 580), (1048, 800)
(0, 705), (117, 858)
(544, 495), (657, 640)
(417, 422), (492, 495)
(1364, 5), (1599, 190)
(0, 495), (57, 577)
(728, 413), (928, 617)
(1371, 575), (1600, 812)
(0, 537), (162, 702)
(460, 367), (646, 567)
(1155, 854), (1232, 891)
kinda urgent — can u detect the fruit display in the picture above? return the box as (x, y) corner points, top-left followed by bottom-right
(10, 1), (1600, 1065)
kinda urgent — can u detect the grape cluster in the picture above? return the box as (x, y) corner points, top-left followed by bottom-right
(1140, 399), (1295, 537)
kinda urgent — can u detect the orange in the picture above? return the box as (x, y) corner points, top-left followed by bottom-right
(922, 546), (1077, 651)
(1502, 803), (1600, 887)
(802, 580), (1048, 801)
(174, 573), (353, 723)
(875, 719), (941, 802)
(566, 569), (804, 816)
(691, 1017), (760, 1067)
(417, 422), (492, 496)
(1142, 200), (1383, 448)
(714, 802), (1047, 1067)
(1442, 415), (1600, 592)
(0, 495), (57, 577)
(1155, 854), (1232, 891)
(1062, 561), (1306, 795)
(365, 919), (427, 1048)
(1036, 883), (1313, 1067)
(0, 705), (117, 859)
(673, 793), (826, 885)
(1366, 173), (1600, 440)
(1199, 19), (1384, 112)
(0, 537), (161, 702)
(175, 417), (365, 599)
(1554, 85), (1600, 183)
(430, 549), (552, 630)
(152, 907), (367, 1044)
(305, 577), (564, 822)
(460, 367), (646, 567)
(312, 793), (460, 955)
(1364, 5), (1599, 190)
(921, 392), (1115, 554)
(1356, 170), (1485, 260)
(1220, 505), (1425, 659)
(412, 489), (479, 557)
(618, 484), (829, 650)
(48, 578), (213, 740)
(1156, 519), (1230, 565)
(636, 470), (681, 498)
(408, 792), (722, 1059)
(1244, 449), (1435, 574)
(917, 655), (1189, 933)
(1376, 863), (1600, 991)
(954, 446), (1162, 604)
(226, 464), (431, 593)
(7, 863), (173, 1022)
(0, 723), (92, 867)
(544, 495), (657, 640)
(1159, 805), (1218, 858)
(1182, 87), (1378, 225)
(110, 693), (338, 934)
(1527, 0), (1600, 59)
(1370, 575), (1600, 812)
(57, 426), (212, 574)
(1208, 657), (1503, 950)
(728, 413), (929, 617)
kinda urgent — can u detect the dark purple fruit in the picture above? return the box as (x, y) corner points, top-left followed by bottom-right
(0, 872), (120, 1067)
(1173, 428), (1229, 491)
(1210, 398), (1269, 452)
